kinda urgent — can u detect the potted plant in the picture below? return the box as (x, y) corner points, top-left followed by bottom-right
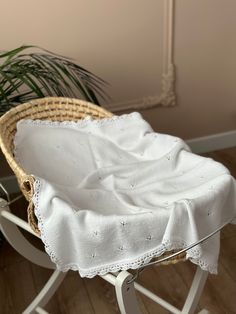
(0, 45), (108, 114)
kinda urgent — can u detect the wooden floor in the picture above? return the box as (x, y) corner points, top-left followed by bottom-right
(0, 147), (236, 314)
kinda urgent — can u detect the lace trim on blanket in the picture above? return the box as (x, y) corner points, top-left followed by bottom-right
(33, 178), (217, 278)
(16, 112), (142, 129)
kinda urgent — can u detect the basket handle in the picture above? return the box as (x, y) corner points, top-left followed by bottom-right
(21, 175), (35, 200)
(21, 175), (41, 235)
(27, 200), (40, 235)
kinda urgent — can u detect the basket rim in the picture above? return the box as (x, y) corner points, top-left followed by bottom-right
(0, 96), (112, 123)
(0, 97), (113, 179)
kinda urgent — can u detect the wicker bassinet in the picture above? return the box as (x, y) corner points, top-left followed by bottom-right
(0, 97), (185, 266)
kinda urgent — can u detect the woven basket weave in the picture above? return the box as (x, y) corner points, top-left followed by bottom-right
(0, 97), (186, 266)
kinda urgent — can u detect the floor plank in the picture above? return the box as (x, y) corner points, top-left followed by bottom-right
(55, 274), (94, 314)
(137, 264), (190, 312)
(2, 259), (37, 314)
(220, 235), (236, 282)
(83, 276), (120, 314)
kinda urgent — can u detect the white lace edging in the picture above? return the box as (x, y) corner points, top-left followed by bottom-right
(33, 178), (218, 278)
(16, 111), (142, 129)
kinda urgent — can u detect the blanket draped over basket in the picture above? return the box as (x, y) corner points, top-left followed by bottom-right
(14, 112), (236, 278)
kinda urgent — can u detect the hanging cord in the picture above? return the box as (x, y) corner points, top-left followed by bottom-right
(0, 182), (24, 208)
(127, 215), (236, 284)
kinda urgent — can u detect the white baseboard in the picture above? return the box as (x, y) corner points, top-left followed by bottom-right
(186, 130), (236, 154)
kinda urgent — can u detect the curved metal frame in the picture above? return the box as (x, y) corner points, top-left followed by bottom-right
(128, 215), (235, 283)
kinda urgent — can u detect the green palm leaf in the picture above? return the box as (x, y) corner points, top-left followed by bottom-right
(0, 45), (109, 114)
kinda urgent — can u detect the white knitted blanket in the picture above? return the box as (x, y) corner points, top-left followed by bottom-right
(14, 112), (236, 278)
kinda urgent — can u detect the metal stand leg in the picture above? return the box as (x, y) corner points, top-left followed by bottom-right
(0, 198), (66, 314)
(182, 267), (209, 314)
(115, 271), (142, 314)
(0, 199), (54, 269)
(114, 266), (209, 314)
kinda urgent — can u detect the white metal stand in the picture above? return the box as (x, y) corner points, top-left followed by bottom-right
(0, 197), (209, 314)
(115, 271), (142, 314)
(182, 267), (208, 314)
(102, 269), (209, 314)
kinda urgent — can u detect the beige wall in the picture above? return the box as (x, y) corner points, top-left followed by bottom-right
(0, 0), (235, 139)
(154, 0), (236, 139)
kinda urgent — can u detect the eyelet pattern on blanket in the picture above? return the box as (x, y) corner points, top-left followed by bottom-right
(14, 112), (236, 277)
